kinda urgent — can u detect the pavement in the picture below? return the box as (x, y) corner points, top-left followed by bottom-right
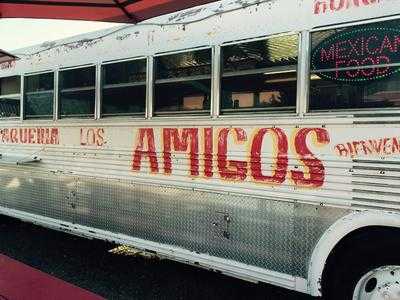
(0, 254), (103, 300)
(0, 215), (314, 300)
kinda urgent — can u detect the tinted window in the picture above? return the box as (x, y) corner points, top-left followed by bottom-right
(59, 67), (95, 118)
(154, 49), (211, 114)
(0, 76), (20, 118)
(221, 35), (298, 114)
(310, 19), (400, 111)
(102, 59), (146, 117)
(24, 72), (54, 119)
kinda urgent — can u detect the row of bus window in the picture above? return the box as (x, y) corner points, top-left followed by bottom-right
(0, 19), (399, 119)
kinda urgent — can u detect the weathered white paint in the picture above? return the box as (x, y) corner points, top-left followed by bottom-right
(0, 0), (399, 297)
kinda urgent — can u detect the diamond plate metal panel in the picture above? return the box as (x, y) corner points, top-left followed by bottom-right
(293, 203), (349, 276)
(70, 175), (350, 277)
(0, 167), (74, 223)
(0, 167), (350, 278)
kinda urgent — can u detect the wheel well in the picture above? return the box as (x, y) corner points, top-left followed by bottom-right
(320, 225), (400, 295)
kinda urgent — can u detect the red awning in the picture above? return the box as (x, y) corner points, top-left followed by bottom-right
(0, 0), (218, 23)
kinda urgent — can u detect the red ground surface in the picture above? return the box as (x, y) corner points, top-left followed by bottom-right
(0, 254), (103, 300)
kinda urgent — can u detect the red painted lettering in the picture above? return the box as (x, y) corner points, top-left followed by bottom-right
(369, 138), (383, 154)
(314, 0), (328, 14)
(203, 128), (213, 178)
(335, 144), (349, 157)
(10, 129), (18, 143)
(291, 128), (330, 188)
(96, 128), (105, 146)
(250, 128), (288, 185)
(28, 128), (35, 144)
(352, 141), (361, 155)
(218, 128), (248, 181)
(19, 129), (27, 143)
(314, 0), (382, 14)
(51, 128), (59, 145)
(163, 128), (199, 176)
(383, 138), (391, 155)
(361, 140), (373, 155)
(346, 142), (355, 157)
(330, 0), (347, 11)
(80, 128), (104, 146)
(2, 129), (9, 143)
(132, 128), (159, 173)
(392, 137), (400, 154)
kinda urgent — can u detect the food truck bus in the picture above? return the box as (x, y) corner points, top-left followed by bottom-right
(0, 0), (400, 298)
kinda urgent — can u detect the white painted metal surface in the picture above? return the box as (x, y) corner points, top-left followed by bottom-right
(0, 0), (399, 297)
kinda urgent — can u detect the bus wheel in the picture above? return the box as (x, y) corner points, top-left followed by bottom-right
(352, 266), (400, 300)
(322, 228), (400, 300)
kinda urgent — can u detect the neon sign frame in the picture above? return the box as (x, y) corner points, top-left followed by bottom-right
(311, 26), (400, 84)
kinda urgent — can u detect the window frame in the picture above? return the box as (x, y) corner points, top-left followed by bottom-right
(0, 75), (22, 120)
(1, 17), (399, 122)
(152, 46), (214, 118)
(306, 15), (400, 117)
(58, 64), (97, 119)
(217, 31), (301, 118)
(23, 70), (55, 120)
(100, 56), (148, 119)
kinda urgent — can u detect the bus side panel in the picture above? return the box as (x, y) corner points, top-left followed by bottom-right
(0, 165), (348, 278)
(0, 122), (398, 280)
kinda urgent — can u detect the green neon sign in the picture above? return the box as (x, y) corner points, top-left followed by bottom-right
(311, 26), (400, 84)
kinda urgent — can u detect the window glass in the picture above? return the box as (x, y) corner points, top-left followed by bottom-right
(310, 19), (400, 111)
(24, 72), (54, 119)
(102, 59), (146, 116)
(0, 76), (20, 118)
(154, 49), (211, 114)
(59, 67), (95, 118)
(221, 35), (298, 113)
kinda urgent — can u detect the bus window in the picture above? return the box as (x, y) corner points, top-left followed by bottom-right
(59, 66), (95, 118)
(24, 72), (54, 119)
(102, 59), (146, 117)
(221, 34), (298, 114)
(154, 49), (211, 115)
(0, 76), (20, 118)
(310, 19), (400, 111)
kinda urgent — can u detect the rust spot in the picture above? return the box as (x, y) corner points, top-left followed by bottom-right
(116, 33), (131, 41)
(40, 41), (57, 48)
(168, 7), (205, 22)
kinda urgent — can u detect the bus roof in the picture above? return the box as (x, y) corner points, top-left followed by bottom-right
(1, 0), (398, 77)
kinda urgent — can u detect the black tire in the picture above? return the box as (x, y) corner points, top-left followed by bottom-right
(321, 227), (400, 300)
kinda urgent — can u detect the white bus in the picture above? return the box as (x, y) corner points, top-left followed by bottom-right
(0, 0), (400, 299)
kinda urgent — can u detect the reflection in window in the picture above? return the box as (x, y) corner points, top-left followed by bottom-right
(310, 19), (400, 111)
(59, 67), (95, 118)
(154, 49), (211, 114)
(102, 59), (146, 117)
(0, 76), (20, 118)
(24, 72), (54, 119)
(221, 35), (298, 113)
